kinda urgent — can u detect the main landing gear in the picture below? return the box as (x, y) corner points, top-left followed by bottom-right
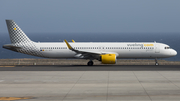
(155, 58), (159, 66)
(87, 60), (93, 66)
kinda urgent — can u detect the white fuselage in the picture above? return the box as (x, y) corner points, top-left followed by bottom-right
(4, 20), (177, 65)
(33, 42), (177, 59)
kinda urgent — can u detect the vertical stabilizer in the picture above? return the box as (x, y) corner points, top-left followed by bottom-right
(6, 20), (32, 44)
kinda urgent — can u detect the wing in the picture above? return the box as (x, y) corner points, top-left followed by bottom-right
(72, 40), (75, 43)
(64, 40), (103, 59)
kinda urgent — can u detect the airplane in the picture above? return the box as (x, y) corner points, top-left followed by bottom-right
(3, 20), (177, 66)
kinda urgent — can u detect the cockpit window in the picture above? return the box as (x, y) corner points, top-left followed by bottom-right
(165, 47), (170, 49)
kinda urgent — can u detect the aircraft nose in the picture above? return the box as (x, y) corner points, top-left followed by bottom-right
(171, 49), (177, 56)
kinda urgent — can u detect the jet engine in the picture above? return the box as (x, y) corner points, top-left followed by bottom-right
(99, 54), (116, 64)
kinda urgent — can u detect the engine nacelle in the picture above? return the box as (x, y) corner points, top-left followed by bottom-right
(100, 54), (116, 64)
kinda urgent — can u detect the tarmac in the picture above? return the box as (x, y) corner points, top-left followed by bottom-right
(0, 65), (180, 101)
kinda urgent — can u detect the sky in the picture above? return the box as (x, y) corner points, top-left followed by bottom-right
(0, 0), (180, 34)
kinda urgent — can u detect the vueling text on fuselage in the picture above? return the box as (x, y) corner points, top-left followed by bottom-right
(127, 43), (154, 48)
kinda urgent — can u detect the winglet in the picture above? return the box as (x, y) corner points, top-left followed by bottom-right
(64, 40), (73, 50)
(72, 40), (75, 43)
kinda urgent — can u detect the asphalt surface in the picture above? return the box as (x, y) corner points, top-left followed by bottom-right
(1, 65), (180, 101)
(0, 65), (180, 71)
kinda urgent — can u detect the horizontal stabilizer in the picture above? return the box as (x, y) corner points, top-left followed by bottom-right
(3, 44), (21, 52)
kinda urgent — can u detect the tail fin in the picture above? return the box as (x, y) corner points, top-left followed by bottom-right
(6, 20), (32, 44)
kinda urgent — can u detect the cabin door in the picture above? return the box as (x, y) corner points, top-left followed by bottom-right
(155, 44), (160, 53)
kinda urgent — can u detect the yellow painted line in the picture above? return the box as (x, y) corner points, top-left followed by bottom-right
(0, 97), (31, 100)
(0, 66), (15, 67)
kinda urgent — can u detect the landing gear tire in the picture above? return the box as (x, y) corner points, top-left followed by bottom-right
(155, 63), (159, 66)
(87, 61), (93, 66)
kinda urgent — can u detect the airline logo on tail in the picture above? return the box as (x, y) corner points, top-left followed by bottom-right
(6, 20), (31, 44)
(4, 20), (44, 57)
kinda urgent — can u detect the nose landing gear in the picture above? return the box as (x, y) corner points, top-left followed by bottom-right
(87, 61), (93, 66)
(155, 58), (159, 66)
